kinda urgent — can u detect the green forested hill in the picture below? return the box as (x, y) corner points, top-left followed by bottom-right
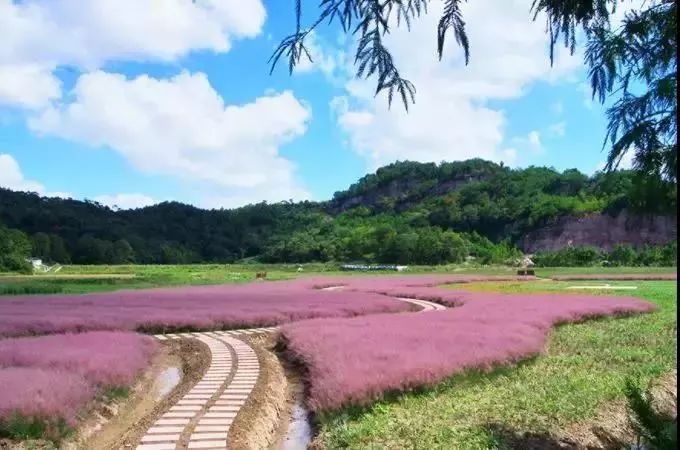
(0, 159), (676, 267)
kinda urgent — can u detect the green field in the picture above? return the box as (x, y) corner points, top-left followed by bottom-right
(317, 279), (677, 449)
(0, 263), (675, 296)
(0, 265), (676, 447)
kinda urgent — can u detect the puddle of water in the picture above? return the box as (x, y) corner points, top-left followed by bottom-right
(156, 366), (181, 400)
(278, 401), (313, 450)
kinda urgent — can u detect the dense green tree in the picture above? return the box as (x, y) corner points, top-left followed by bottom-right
(0, 160), (675, 266)
(0, 224), (32, 273)
(31, 232), (51, 261)
(74, 236), (112, 264)
(609, 243), (637, 266)
(111, 239), (136, 264)
(49, 234), (71, 264)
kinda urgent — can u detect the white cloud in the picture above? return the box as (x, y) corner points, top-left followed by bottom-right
(511, 130), (544, 155)
(527, 131), (542, 152)
(30, 71), (312, 207)
(595, 148), (635, 173)
(293, 31), (347, 83)
(0, 153), (70, 197)
(0, 64), (61, 109)
(548, 121), (566, 137)
(0, 0), (266, 108)
(333, 0), (582, 168)
(93, 193), (157, 210)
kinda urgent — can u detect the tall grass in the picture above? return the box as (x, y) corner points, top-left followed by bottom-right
(0, 332), (156, 442)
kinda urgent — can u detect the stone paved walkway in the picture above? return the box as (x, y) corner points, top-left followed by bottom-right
(137, 329), (273, 450)
(138, 296), (443, 449)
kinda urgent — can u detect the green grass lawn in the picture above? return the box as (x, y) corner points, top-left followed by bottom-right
(317, 280), (677, 449)
(0, 264), (674, 295)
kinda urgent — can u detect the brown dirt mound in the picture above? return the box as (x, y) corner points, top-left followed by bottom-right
(228, 334), (289, 450)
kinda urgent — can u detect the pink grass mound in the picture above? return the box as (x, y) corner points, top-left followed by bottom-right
(0, 279), (414, 337)
(279, 279), (655, 411)
(0, 368), (92, 425)
(0, 331), (158, 386)
(0, 332), (157, 426)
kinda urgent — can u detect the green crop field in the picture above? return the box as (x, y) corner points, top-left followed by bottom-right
(1, 263), (675, 296)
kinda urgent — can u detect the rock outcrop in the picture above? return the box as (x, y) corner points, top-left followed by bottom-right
(520, 211), (677, 252)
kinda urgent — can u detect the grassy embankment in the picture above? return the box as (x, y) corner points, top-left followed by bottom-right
(317, 279), (677, 449)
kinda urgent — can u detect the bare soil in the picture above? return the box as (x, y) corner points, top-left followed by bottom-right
(228, 334), (289, 450)
(82, 338), (209, 450)
(494, 370), (677, 449)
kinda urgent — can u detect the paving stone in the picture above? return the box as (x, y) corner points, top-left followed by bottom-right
(195, 425), (230, 432)
(170, 405), (202, 411)
(198, 418), (234, 426)
(147, 426), (185, 433)
(136, 443), (176, 450)
(204, 412), (237, 418)
(156, 418), (191, 425)
(163, 411), (196, 418)
(190, 432), (228, 440)
(187, 440), (227, 449)
(140, 433), (181, 442)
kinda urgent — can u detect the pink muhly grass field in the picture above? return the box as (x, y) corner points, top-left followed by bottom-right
(0, 279), (415, 337)
(0, 332), (156, 428)
(278, 279), (655, 411)
(0, 368), (93, 425)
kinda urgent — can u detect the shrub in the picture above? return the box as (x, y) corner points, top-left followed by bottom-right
(609, 244), (638, 266)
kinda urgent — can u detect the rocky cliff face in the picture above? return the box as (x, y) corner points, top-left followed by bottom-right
(328, 175), (486, 213)
(520, 211), (677, 252)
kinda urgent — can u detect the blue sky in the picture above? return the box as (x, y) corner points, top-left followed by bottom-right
(0, 0), (624, 210)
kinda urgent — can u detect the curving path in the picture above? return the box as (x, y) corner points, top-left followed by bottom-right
(139, 297), (443, 449)
(137, 329), (271, 450)
(395, 297), (447, 311)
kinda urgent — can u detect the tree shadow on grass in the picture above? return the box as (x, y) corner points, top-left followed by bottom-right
(484, 422), (630, 450)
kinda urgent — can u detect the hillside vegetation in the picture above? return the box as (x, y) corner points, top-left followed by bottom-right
(0, 159), (676, 267)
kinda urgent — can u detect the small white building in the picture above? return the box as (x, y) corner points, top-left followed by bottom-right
(27, 258), (44, 270)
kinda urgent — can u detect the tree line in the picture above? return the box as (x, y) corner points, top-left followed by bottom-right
(0, 160), (676, 268)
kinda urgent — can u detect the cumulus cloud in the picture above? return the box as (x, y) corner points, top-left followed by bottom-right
(30, 71), (312, 207)
(0, 64), (61, 109)
(332, 0), (582, 168)
(293, 31), (348, 84)
(0, 0), (266, 108)
(548, 121), (567, 137)
(0, 153), (70, 197)
(93, 193), (157, 210)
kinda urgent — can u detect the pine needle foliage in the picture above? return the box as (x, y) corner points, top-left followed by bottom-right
(273, 0), (677, 180)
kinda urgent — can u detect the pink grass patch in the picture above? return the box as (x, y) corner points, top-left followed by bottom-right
(0, 331), (157, 386)
(0, 368), (92, 425)
(0, 279), (416, 337)
(277, 276), (656, 411)
(0, 332), (156, 426)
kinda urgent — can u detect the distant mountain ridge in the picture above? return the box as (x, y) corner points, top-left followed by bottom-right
(0, 159), (676, 265)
